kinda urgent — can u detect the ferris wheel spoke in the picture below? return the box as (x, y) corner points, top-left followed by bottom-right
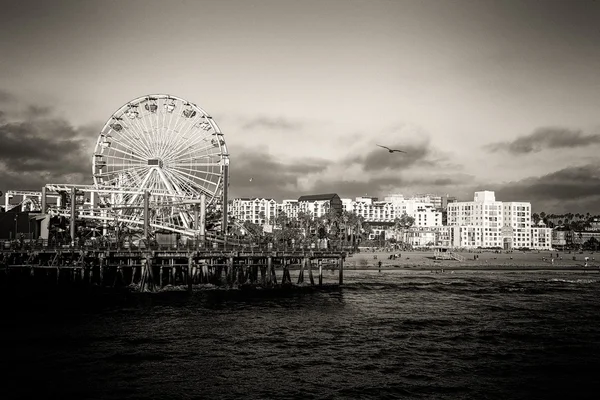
(137, 114), (161, 157)
(167, 143), (219, 164)
(100, 153), (146, 164)
(170, 163), (222, 173)
(174, 169), (222, 178)
(163, 169), (201, 197)
(144, 110), (164, 156)
(160, 122), (192, 160)
(112, 118), (153, 156)
(102, 145), (149, 162)
(113, 127), (154, 159)
(129, 116), (157, 157)
(170, 166), (219, 189)
(158, 111), (186, 158)
(164, 110), (207, 157)
(167, 171), (216, 199)
(167, 130), (215, 160)
(135, 105), (159, 155)
(158, 106), (171, 158)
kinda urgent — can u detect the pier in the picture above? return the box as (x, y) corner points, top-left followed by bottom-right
(0, 240), (346, 292)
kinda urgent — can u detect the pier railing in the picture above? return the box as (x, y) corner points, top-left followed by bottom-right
(0, 238), (353, 254)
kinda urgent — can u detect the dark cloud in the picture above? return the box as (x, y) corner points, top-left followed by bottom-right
(228, 146), (330, 199)
(241, 117), (302, 131)
(493, 163), (600, 213)
(0, 93), (97, 197)
(308, 173), (474, 200)
(0, 89), (15, 103)
(228, 141), (469, 201)
(344, 141), (435, 172)
(0, 119), (94, 174)
(484, 127), (600, 154)
(309, 176), (402, 199)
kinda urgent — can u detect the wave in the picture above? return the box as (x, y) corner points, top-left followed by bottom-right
(548, 278), (598, 284)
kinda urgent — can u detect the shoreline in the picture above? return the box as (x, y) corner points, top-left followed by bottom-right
(341, 265), (600, 272)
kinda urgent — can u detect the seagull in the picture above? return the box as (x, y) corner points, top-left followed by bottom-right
(249, 178), (253, 182)
(377, 144), (406, 153)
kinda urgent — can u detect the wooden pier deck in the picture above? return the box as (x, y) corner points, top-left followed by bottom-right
(0, 241), (347, 292)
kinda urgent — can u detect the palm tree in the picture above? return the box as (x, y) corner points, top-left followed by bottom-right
(297, 211), (314, 246)
(258, 211), (266, 225)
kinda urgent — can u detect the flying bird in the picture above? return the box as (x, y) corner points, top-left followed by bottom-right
(376, 144), (406, 153)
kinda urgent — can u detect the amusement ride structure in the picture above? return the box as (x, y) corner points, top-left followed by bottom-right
(7, 94), (230, 244)
(0, 95), (347, 293)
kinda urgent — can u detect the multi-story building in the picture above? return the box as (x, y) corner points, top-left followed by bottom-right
(551, 229), (571, 250)
(531, 221), (552, 250)
(297, 193), (342, 218)
(232, 191), (542, 250)
(352, 199), (396, 222)
(280, 199), (299, 220)
(503, 201), (531, 249)
(572, 231), (600, 248)
(447, 191), (504, 248)
(230, 198), (279, 225)
(403, 227), (437, 247)
(412, 194), (443, 210)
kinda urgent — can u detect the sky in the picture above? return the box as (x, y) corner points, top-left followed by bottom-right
(0, 0), (599, 213)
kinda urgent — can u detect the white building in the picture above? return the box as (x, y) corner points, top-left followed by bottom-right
(447, 191), (504, 248)
(281, 199), (299, 220)
(446, 191), (538, 249)
(297, 194), (342, 218)
(531, 221), (552, 250)
(503, 201), (531, 249)
(230, 198), (279, 225)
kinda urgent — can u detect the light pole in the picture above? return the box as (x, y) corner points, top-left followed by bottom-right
(343, 215), (348, 249)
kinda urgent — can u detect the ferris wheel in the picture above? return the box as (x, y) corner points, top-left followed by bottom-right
(92, 94), (229, 233)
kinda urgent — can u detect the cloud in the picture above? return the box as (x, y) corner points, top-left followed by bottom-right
(228, 145), (331, 199)
(303, 172), (475, 200)
(492, 163), (600, 213)
(241, 116), (303, 131)
(0, 89), (15, 103)
(484, 127), (600, 154)
(344, 140), (437, 172)
(309, 176), (402, 198)
(0, 91), (98, 197)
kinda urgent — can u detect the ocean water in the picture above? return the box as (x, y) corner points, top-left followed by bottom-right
(3, 270), (600, 400)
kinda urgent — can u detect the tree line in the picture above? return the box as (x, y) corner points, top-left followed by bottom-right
(532, 212), (599, 230)
(227, 208), (417, 249)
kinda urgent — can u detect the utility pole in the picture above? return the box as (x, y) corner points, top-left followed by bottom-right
(70, 187), (76, 246)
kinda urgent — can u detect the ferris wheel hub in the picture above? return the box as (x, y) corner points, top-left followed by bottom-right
(147, 158), (163, 168)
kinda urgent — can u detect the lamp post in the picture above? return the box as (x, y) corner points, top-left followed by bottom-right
(342, 215), (348, 249)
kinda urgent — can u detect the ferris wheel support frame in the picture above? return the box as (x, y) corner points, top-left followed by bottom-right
(222, 163), (229, 234)
(39, 94), (230, 240)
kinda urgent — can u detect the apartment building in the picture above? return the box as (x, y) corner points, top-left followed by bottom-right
(447, 191), (504, 248)
(281, 199), (299, 220)
(297, 193), (343, 218)
(503, 201), (532, 248)
(230, 198), (280, 225)
(531, 221), (552, 250)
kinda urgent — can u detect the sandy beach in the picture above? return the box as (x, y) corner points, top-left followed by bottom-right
(341, 249), (600, 271)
